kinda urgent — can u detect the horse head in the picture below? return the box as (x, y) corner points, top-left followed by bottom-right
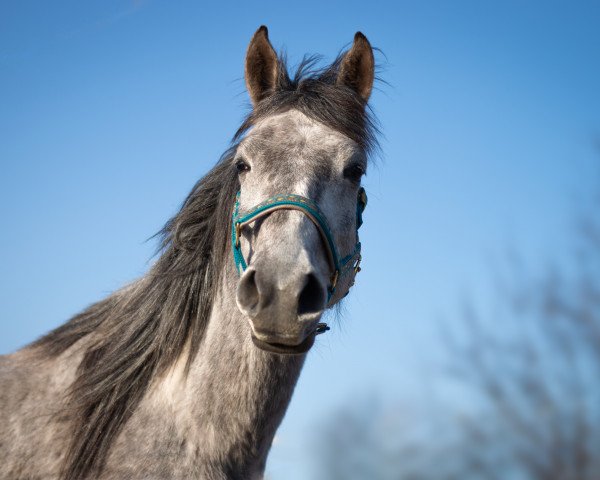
(233, 27), (374, 354)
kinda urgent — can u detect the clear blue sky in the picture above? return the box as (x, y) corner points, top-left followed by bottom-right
(1, 1), (599, 478)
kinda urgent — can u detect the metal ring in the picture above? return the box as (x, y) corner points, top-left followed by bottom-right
(235, 223), (241, 248)
(331, 270), (339, 290)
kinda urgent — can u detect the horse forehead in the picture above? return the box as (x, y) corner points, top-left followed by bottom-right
(244, 110), (358, 175)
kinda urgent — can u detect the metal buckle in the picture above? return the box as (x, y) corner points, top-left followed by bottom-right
(315, 323), (330, 334)
(353, 254), (362, 274)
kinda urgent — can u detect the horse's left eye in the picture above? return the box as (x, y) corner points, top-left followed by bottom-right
(343, 163), (365, 182)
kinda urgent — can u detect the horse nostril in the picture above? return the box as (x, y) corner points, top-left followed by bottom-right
(297, 273), (325, 317)
(237, 269), (260, 316)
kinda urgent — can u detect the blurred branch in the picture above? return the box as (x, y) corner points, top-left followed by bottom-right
(312, 157), (600, 479)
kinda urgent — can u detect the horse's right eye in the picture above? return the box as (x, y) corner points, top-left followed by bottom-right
(236, 159), (251, 173)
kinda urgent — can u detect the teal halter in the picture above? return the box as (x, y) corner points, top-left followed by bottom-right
(231, 188), (367, 304)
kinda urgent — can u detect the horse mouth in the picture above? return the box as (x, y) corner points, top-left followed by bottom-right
(251, 333), (316, 355)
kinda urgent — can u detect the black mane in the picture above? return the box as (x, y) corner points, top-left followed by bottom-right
(33, 151), (240, 479)
(32, 51), (378, 480)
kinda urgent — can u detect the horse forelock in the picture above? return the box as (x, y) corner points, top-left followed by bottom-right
(235, 53), (380, 157)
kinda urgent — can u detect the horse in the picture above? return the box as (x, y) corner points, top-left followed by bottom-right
(0, 26), (377, 479)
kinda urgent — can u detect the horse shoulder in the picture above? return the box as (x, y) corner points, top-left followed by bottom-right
(0, 346), (83, 479)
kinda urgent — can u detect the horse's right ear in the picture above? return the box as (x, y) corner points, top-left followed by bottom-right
(245, 26), (278, 106)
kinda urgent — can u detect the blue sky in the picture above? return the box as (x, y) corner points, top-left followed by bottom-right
(1, 1), (600, 478)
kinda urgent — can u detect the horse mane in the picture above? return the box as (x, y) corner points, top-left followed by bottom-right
(30, 50), (378, 480)
(31, 148), (240, 478)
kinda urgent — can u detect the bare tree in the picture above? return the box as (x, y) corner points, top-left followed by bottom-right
(313, 163), (600, 480)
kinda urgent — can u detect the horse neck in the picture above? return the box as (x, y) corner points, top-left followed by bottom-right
(155, 266), (306, 469)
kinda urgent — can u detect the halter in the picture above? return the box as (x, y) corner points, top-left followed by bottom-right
(231, 188), (367, 324)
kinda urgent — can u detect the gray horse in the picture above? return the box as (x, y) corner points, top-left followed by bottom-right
(0, 26), (377, 479)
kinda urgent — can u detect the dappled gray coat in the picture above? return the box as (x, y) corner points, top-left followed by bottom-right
(0, 26), (377, 480)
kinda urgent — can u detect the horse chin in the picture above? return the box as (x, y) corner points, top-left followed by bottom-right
(251, 333), (316, 355)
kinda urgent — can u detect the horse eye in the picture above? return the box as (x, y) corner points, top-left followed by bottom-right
(343, 163), (365, 182)
(235, 159), (251, 173)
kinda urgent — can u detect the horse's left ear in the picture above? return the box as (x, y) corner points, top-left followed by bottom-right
(337, 32), (375, 102)
(245, 26), (279, 106)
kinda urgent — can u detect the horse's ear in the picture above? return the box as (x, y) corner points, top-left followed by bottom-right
(337, 32), (375, 102)
(245, 26), (278, 106)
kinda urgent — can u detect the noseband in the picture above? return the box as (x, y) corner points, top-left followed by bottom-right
(231, 188), (367, 333)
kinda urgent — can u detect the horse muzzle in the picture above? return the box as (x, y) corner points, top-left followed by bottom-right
(236, 266), (327, 355)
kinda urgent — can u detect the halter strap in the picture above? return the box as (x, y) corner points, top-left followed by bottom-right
(231, 189), (366, 303)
